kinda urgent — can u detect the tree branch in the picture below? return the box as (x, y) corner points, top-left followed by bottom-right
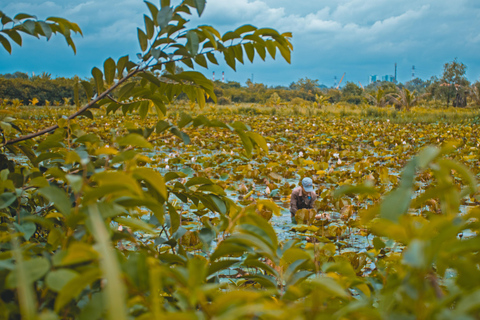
(2, 67), (142, 147)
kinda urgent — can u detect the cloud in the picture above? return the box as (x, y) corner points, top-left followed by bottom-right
(1, 0), (480, 85)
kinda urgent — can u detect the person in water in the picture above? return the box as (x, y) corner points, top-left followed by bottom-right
(290, 177), (317, 224)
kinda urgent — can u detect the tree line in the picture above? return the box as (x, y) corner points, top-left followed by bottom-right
(1, 59), (479, 109)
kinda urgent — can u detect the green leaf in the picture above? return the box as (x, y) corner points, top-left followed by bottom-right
(246, 131), (268, 152)
(164, 171), (187, 182)
(132, 167), (167, 201)
(168, 202), (180, 234)
(235, 24), (257, 35)
(178, 113), (193, 128)
(11, 235), (37, 320)
(241, 214), (278, 249)
(91, 67), (104, 93)
(211, 242), (247, 261)
(379, 186), (413, 222)
(137, 28), (148, 52)
(1, 13), (13, 25)
(103, 57), (116, 85)
(6, 257), (50, 288)
(144, 15), (154, 39)
(170, 127), (191, 144)
(438, 159), (477, 196)
(243, 258), (278, 277)
(157, 6), (173, 29)
(186, 30), (199, 55)
(334, 184), (379, 198)
(138, 101), (149, 119)
(14, 222), (36, 241)
(182, 57), (194, 69)
(22, 20), (36, 34)
(235, 129), (253, 157)
(311, 276), (349, 299)
(266, 40), (276, 59)
(417, 146), (440, 168)
(3, 29), (22, 46)
(38, 21), (52, 40)
(373, 237), (386, 250)
(194, 0), (206, 16)
(225, 233), (276, 260)
(89, 205), (128, 320)
(138, 72), (161, 86)
(402, 239), (426, 268)
(243, 274), (277, 288)
(233, 44), (244, 64)
(224, 47), (236, 71)
(114, 217), (157, 234)
(28, 176), (49, 188)
(156, 120), (171, 133)
(255, 27), (280, 37)
(38, 186), (72, 217)
(277, 42), (291, 64)
(222, 31), (240, 42)
(57, 243), (99, 267)
(55, 267), (102, 312)
(117, 133), (153, 149)
(243, 42), (255, 63)
(0, 192), (16, 209)
(14, 13), (36, 20)
(0, 34), (12, 54)
(161, 0), (171, 8)
(209, 194), (227, 214)
(199, 227), (216, 249)
(255, 199), (282, 217)
(117, 82), (135, 100)
(206, 52), (218, 65)
(207, 259), (238, 277)
(78, 292), (104, 320)
(145, 1), (159, 25)
(380, 159), (416, 222)
(195, 54), (208, 68)
(117, 55), (129, 78)
(254, 42), (266, 61)
(81, 80), (93, 100)
(45, 269), (78, 292)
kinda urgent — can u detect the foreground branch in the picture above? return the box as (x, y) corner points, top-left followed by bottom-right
(3, 67), (141, 147)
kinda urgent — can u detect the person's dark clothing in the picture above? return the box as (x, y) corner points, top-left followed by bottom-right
(290, 186), (317, 217)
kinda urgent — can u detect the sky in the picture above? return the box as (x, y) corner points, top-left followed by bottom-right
(1, 0), (480, 87)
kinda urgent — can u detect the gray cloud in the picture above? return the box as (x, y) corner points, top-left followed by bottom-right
(1, 0), (479, 85)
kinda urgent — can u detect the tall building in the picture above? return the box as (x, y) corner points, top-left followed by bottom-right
(381, 75), (395, 82)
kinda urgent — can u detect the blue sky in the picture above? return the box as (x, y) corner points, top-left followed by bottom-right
(1, 0), (480, 87)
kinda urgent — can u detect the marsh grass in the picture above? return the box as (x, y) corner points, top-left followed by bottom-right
(6, 102), (480, 125)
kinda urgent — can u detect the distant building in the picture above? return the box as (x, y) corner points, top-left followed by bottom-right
(381, 75), (395, 82)
(369, 74), (395, 84)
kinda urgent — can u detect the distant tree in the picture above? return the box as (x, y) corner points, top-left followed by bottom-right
(365, 81), (397, 95)
(289, 78), (320, 101)
(341, 82), (363, 104)
(426, 76), (442, 101)
(365, 88), (388, 108)
(388, 87), (429, 111)
(40, 72), (52, 80)
(0, 71), (28, 79)
(469, 81), (480, 107)
(342, 82), (363, 96)
(440, 59), (470, 107)
(405, 78), (429, 94)
(326, 88), (342, 103)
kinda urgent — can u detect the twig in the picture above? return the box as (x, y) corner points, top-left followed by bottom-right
(2, 67), (141, 146)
